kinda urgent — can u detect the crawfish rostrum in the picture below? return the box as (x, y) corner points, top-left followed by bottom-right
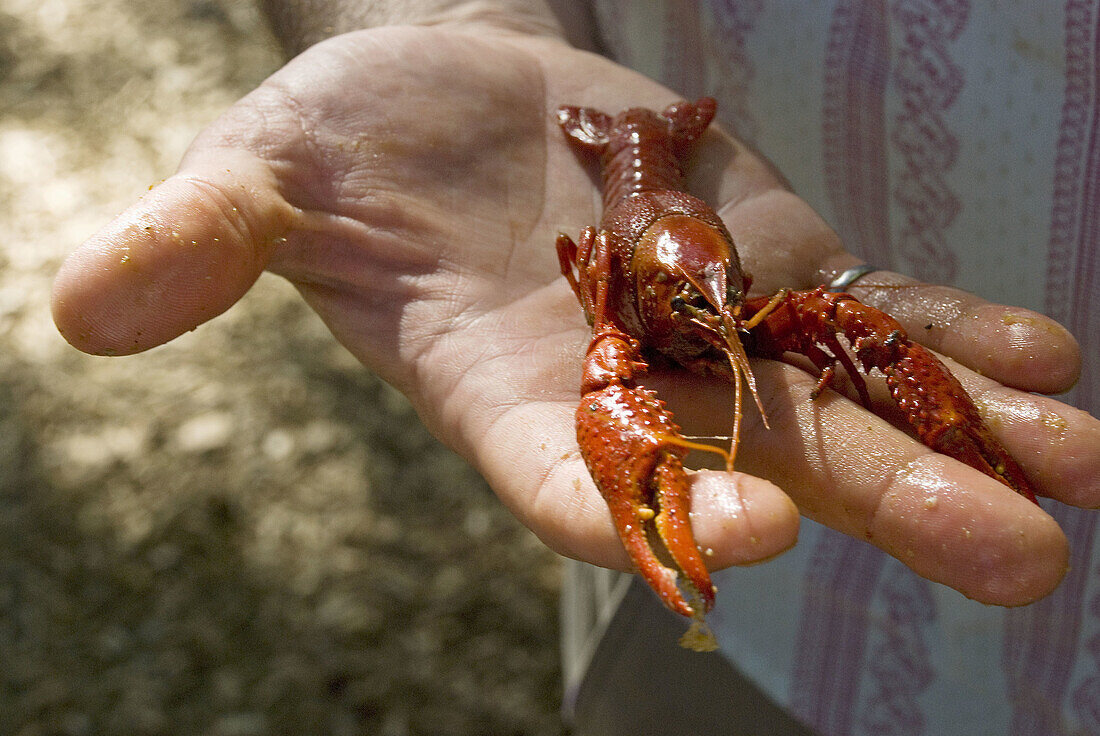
(555, 98), (1035, 635)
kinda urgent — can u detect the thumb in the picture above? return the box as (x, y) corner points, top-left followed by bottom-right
(51, 149), (294, 355)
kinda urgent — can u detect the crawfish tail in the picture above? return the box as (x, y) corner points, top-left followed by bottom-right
(558, 98), (717, 210)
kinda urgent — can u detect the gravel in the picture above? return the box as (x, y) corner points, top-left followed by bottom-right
(0, 1), (568, 733)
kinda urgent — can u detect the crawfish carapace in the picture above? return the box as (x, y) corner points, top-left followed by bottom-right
(555, 98), (1036, 625)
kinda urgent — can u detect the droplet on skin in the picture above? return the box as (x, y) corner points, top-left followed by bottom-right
(1001, 310), (1067, 337)
(1041, 411), (1068, 433)
(924, 495), (939, 510)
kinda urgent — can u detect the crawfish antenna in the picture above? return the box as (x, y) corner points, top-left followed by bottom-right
(719, 310), (768, 471)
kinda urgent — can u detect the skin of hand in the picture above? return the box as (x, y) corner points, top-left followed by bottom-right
(50, 18), (1100, 607)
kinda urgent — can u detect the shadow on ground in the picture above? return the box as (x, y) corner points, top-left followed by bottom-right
(0, 2), (567, 734)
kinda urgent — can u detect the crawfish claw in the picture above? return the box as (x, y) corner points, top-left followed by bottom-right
(576, 383), (716, 617)
(744, 289), (1039, 503)
(884, 342), (1037, 503)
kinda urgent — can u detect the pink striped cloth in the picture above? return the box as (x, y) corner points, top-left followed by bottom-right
(577, 2), (1100, 733)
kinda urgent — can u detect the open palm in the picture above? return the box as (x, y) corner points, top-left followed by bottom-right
(52, 24), (1099, 607)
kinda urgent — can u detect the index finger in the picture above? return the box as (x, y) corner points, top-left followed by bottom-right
(821, 266), (1082, 395)
(702, 158), (1083, 397)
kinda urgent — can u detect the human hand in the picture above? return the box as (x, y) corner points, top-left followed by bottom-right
(51, 20), (1099, 607)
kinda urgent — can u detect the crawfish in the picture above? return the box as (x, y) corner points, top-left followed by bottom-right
(555, 97), (1036, 623)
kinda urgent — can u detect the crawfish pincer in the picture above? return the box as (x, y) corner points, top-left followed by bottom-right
(555, 98), (1036, 633)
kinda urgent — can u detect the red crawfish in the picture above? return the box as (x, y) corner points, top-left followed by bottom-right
(554, 97), (1036, 625)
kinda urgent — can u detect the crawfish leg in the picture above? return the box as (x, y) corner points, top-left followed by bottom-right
(556, 227), (596, 309)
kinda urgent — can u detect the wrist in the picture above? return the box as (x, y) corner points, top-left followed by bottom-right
(259, 0), (596, 56)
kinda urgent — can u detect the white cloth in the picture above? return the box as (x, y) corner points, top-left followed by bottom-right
(566, 2), (1100, 734)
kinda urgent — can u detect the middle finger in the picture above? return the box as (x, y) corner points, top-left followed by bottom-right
(651, 360), (1069, 606)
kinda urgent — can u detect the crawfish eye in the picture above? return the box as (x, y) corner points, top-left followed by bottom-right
(670, 286), (714, 321)
(684, 288), (711, 311)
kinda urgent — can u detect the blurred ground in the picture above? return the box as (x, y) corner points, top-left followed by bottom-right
(0, 1), (568, 734)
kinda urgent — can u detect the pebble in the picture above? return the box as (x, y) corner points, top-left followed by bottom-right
(174, 412), (235, 453)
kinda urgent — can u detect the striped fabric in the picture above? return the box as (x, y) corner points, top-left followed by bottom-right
(580, 2), (1100, 733)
